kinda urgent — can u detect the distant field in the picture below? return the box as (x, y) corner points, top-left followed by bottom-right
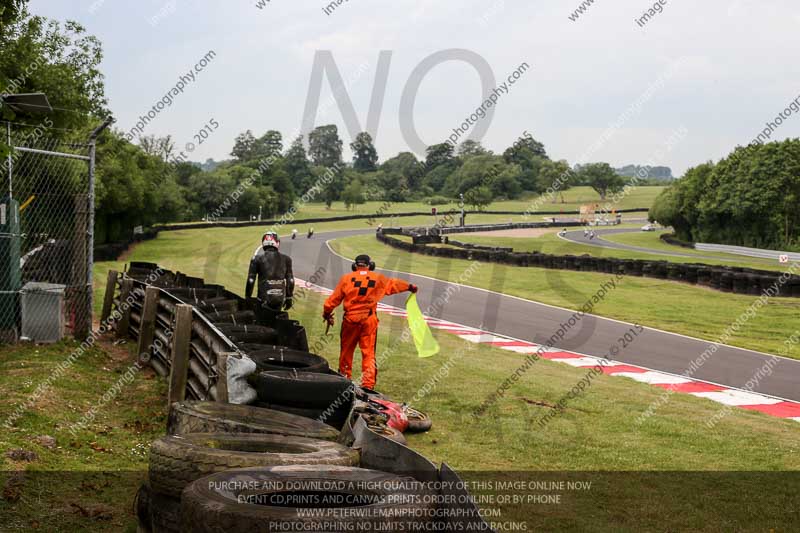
(164, 186), (664, 226)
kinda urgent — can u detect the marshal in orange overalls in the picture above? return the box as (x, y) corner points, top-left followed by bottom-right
(323, 269), (414, 389)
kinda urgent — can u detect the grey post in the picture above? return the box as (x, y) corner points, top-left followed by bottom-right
(85, 117), (114, 336)
(6, 121), (11, 200)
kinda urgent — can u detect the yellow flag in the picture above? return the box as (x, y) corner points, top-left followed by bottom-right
(405, 293), (439, 358)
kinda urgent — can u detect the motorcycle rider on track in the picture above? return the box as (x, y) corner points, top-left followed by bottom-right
(246, 231), (295, 325)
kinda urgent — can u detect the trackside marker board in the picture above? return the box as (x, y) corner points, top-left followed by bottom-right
(406, 293), (439, 358)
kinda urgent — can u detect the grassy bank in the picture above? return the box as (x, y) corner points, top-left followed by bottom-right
(0, 340), (166, 532)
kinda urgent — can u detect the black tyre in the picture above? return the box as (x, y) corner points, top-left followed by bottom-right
(249, 370), (355, 409)
(216, 323), (278, 344)
(150, 493), (181, 533)
(149, 433), (359, 499)
(253, 401), (352, 429)
(179, 466), (436, 532)
(166, 401), (338, 441)
(243, 346), (329, 373)
(404, 406), (433, 433)
(134, 482), (151, 531)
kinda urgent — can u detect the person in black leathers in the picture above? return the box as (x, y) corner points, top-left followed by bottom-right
(245, 231), (295, 325)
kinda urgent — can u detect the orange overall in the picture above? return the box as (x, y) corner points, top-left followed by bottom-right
(323, 270), (412, 389)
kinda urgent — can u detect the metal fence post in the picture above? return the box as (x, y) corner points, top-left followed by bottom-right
(6, 122), (12, 200)
(85, 118), (113, 338)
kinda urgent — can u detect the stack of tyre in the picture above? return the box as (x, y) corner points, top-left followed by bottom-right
(242, 344), (355, 430)
(136, 401), (435, 532)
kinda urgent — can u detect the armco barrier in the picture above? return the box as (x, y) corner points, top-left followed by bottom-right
(376, 231), (800, 297)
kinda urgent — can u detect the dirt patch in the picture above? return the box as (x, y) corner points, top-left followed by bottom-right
(466, 227), (557, 238)
(115, 241), (140, 262)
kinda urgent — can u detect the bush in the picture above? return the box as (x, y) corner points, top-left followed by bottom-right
(426, 196), (452, 206)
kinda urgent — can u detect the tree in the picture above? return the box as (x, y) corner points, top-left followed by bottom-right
(0, 15), (107, 129)
(464, 186), (493, 211)
(231, 130), (257, 160)
(351, 132), (378, 172)
(342, 178), (365, 210)
(254, 130), (283, 160)
(506, 133), (547, 160)
(174, 161), (202, 187)
(425, 142), (454, 170)
(444, 155), (520, 199)
(139, 135), (175, 161)
(537, 159), (574, 202)
(422, 162), (458, 193)
(380, 151), (421, 191)
(503, 132), (548, 192)
(457, 140), (490, 158)
(650, 140), (800, 249)
(577, 162), (625, 201)
(268, 165), (295, 213)
(0, 0), (27, 29)
(284, 135), (314, 193)
(311, 165), (344, 208)
(309, 124), (343, 167)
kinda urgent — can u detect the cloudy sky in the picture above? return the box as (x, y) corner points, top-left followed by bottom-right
(30, 0), (800, 176)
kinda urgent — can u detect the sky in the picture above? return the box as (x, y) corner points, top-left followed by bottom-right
(28, 0), (800, 176)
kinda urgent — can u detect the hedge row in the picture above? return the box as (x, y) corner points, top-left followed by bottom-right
(94, 228), (160, 262)
(377, 232), (800, 298)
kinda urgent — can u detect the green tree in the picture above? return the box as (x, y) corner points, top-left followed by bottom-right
(0, 15), (107, 129)
(444, 155), (520, 199)
(351, 131), (378, 172)
(380, 151), (421, 191)
(231, 130), (256, 161)
(537, 159), (574, 202)
(187, 169), (235, 219)
(174, 161), (202, 188)
(464, 186), (493, 211)
(577, 162), (625, 201)
(138, 135), (175, 161)
(256, 130), (283, 159)
(457, 140), (490, 158)
(311, 165), (344, 208)
(0, 0), (27, 29)
(309, 124), (343, 167)
(425, 142), (454, 169)
(284, 135), (314, 192)
(342, 177), (365, 210)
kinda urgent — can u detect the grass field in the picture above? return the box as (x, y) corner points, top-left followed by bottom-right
(332, 234), (800, 357)
(0, 341), (166, 532)
(4, 215), (800, 531)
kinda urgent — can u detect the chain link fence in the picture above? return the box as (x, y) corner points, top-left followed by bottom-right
(0, 121), (96, 343)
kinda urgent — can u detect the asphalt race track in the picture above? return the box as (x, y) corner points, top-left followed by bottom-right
(282, 229), (800, 402)
(559, 228), (726, 261)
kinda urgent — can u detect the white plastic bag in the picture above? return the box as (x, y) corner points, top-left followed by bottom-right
(226, 354), (257, 405)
